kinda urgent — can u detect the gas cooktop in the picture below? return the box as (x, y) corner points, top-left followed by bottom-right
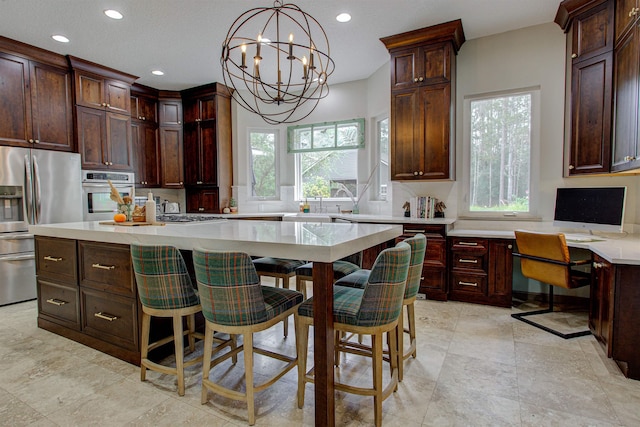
(156, 214), (226, 223)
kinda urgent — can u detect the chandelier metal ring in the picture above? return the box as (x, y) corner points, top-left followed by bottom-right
(221, 1), (335, 124)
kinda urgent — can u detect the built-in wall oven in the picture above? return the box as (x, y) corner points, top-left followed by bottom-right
(81, 170), (135, 221)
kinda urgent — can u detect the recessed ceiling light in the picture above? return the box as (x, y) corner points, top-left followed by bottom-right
(104, 9), (123, 20)
(151, 70), (164, 76)
(336, 13), (351, 23)
(51, 34), (70, 43)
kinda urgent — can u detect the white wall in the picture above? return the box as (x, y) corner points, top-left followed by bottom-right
(229, 21), (639, 230)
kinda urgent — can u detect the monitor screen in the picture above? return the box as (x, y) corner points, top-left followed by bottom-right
(553, 187), (626, 233)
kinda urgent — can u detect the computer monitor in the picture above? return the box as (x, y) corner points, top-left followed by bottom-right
(553, 187), (626, 233)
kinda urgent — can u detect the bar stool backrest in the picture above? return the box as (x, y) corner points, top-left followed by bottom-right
(403, 234), (427, 300)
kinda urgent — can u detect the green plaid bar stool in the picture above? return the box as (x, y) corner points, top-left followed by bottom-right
(131, 244), (233, 396)
(251, 257), (305, 337)
(335, 234), (426, 382)
(294, 252), (362, 299)
(194, 249), (304, 426)
(296, 242), (410, 427)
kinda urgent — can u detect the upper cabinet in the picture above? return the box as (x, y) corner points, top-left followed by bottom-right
(68, 56), (137, 171)
(381, 20), (465, 181)
(130, 84), (160, 187)
(557, 0), (640, 175)
(180, 83), (233, 213)
(158, 92), (184, 189)
(0, 37), (73, 151)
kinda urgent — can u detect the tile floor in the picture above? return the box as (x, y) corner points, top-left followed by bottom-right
(1, 296), (639, 426)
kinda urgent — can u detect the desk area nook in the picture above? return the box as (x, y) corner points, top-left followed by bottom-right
(30, 219), (402, 426)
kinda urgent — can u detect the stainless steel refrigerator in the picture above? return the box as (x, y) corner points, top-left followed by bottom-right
(0, 146), (82, 306)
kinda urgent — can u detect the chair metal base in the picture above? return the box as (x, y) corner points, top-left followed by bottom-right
(511, 286), (591, 340)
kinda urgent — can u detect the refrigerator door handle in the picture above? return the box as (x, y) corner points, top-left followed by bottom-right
(0, 253), (35, 262)
(32, 155), (41, 224)
(0, 233), (34, 240)
(24, 154), (34, 224)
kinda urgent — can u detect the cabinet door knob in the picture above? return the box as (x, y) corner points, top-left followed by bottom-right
(106, 103), (111, 108)
(104, 162), (109, 165)
(29, 138), (34, 143)
(419, 171), (423, 175)
(593, 262), (603, 268)
(571, 53), (577, 59)
(101, 102), (107, 107)
(179, 182), (183, 185)
(413, 171), (418, 176)
(507, 244), (513, 249)
(568, 165), (575, 170)
(35, 139), (39, 143)
(414, 78), (419, 82)
(199, 207), (204, 212)
(178, 121), (182, 124)
(624, 155), (637, 161)
(197, 181), (203, 184)
(418, 77), (424, 82)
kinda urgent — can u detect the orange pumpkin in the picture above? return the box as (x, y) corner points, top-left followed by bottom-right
(113, 213), (127, 222)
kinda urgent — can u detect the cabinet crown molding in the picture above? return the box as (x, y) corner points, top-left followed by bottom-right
(67, 55), (138, 84)
(555, 0), (610, 32)
(380, 19), (465, 53)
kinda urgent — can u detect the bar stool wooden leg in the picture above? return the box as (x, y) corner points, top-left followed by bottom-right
(244, 333), (256, 426)
(407, 302), (417, 358)
(397, 309), (405, 382)
(173, 315), (186, 396)
(140, 311), (151, 382)
(297, 317), (310, 408)
(372, 331), (383, 427)
(201, 323), (214, 404)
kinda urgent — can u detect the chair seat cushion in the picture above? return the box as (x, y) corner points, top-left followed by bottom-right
(333, 269), (371, 289)
(298, 285), (364, 325)
(252, 257), (305, 274)
(295, 261), (361, 279)
(262, 286), (304, 319)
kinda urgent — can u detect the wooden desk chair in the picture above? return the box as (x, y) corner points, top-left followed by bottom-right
(297, 242), (411, 427)
(512, 230), (592, 339)
(130, 244), (234, 396)
(194, 249), (303, 426)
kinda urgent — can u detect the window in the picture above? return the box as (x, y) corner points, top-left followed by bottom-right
(249, 129), (279, 199)
(289, 119), (364, 200)
(463, 88), (539, 217)
(376, 117), (389, 201)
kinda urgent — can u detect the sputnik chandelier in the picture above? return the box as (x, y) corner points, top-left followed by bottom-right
(221, 1), (335, 125)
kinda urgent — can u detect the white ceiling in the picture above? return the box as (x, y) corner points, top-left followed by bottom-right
(0, 0), (561, 91)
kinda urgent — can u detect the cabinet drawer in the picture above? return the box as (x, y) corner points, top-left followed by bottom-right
(81, 288), (138, 351)
(35, 237), (77, 283)
(79, 241), (134, 297)
(37, 279), (80, 330)
(452, 254), (485, 271)
(451, 272), (487, 296)
(402, 224), (445, 237)
(450, 237), (488, 253)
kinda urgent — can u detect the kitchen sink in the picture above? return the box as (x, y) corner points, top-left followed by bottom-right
(282, 213), (332, 223)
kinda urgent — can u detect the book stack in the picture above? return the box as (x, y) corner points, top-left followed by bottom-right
(409, 196), (438, 219)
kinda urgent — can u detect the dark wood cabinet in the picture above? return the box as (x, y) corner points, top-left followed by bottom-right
(398, 224), (448, 300)
(381, 20), (464, 181)
(448, 237), (513, 307)
(590, 254), (613, 353)
(131, 85), (160, 187)
(589, 256), (640, 379)
(159, 93), (184, 188)
(615, 0), (639, 41)
(569, 52), (613, 174)
(181, 83), (233, 213)
(36, 236), (143, 365)
(69, 56), (137, 171)
(77, 106), (133, 171)
(0, 37), (73, 151)
(611, 22), (640, 171)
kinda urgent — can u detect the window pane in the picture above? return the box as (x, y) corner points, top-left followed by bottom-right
(292, 128), (311, 151)
(313, 125), (335, 149)
(300, 149), (358, 199)
(250, 131), (277, 198)
(469, 94), (531, 212)
(377, 118), (389, 201)
(337, 122), (360, 147)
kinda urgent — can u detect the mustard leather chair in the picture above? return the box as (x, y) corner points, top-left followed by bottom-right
(511, 230), (592, 339)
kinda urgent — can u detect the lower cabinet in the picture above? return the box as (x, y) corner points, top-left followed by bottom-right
(399, 224), (447, 300)
(35, 236), (142, 365)
(590, 256), (640, 379)
(448, 237), (513, 307)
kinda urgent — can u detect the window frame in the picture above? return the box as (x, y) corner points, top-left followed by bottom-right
(247, 127), (280, 201)
(287, 118), (365, 153)
(373, 114), (389, 201)
(461, 87), (541, 219)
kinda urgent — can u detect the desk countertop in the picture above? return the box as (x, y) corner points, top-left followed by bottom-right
(448, 229), (640, 266)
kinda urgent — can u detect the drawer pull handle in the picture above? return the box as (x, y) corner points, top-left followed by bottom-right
(404, 229), (425, 233)
(458, 242), (478, 246)
(459, 259), (478, 264)
(46, 298), (67, 306)
(92, 263), (115, 270)
(459, 281), (478, 287)
(44, 256), (63, 262)
(94, 312), (118, 321)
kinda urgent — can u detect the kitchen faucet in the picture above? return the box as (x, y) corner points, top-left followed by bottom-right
(315, 196), (324, 213)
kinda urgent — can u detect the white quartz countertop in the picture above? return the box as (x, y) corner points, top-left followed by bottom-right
(210, 211), (455, 225)
(449, 228), (640, 266)
(29, 220), (403, 263)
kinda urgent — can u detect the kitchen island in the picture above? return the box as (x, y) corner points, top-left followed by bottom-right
(30, 219), (403, 427)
